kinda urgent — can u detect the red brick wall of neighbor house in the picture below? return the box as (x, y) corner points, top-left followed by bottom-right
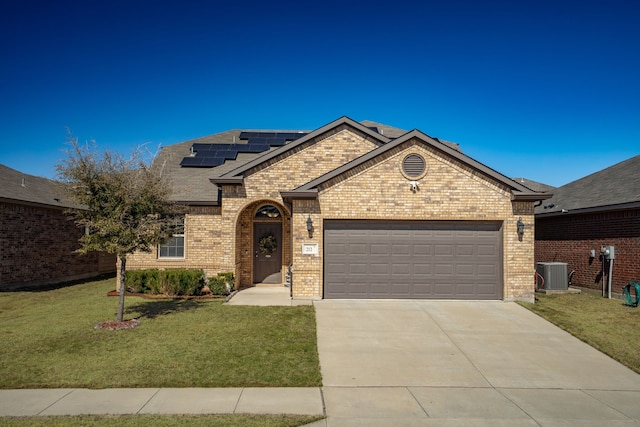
(535, 209), (640, 293)
(0, 201), (116, 289)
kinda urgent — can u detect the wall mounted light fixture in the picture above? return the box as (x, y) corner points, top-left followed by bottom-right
(306, 215), (314, 238)
(516, 217), (525, 239)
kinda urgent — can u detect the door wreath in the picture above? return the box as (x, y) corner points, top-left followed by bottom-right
(258, 234), (277, 255)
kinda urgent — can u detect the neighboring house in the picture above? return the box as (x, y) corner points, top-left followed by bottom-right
(0, 164), (116, 289)
(128, 116), (550, 301)
(511, 178), (555, 194)
(535, 155), (640, 293)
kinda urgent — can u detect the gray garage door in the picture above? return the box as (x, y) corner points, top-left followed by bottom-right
(324, 220), (502, 300)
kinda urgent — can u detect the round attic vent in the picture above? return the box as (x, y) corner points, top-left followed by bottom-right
(402, 154), (426, 178)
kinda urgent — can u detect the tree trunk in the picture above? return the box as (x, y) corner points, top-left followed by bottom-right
(117, 255), (127, 322)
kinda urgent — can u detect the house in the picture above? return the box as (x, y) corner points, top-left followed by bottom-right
(535, 155), (640, 294)
(0, 165), (116, 290)
(128, 116), (550, 301)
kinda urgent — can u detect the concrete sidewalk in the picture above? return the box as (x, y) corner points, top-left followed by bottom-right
(225, 285), (313, 306)
(0, 387), (324, 417)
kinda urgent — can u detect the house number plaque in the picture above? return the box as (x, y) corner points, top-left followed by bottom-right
(302, 243), (319, 255)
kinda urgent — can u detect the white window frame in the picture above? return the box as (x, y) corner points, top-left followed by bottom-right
(158, 216), (185, 259)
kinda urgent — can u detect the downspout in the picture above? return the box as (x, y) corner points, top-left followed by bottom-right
(283, 198), (294, 299)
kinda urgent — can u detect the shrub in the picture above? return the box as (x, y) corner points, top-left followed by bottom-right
(208, 272), (235, 296)
(125, 268), (204, 296)
(159, 269), (205, 296)
(124, 269), (159, 293)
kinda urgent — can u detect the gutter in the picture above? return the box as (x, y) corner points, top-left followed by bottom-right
(535, 201), (640, 218)
(279, 189), (318, 199)
(210, 177), (244, 185)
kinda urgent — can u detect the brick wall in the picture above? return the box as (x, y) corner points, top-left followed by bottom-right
(126, 205), (227, 278)
(535, 208), (640, 293)
(223, 127), (378, 288)
(126, 127), (538, 301)
(126, 127), (377, 286)
(292, 139), (536, 301)
(0, 201), (116, 289)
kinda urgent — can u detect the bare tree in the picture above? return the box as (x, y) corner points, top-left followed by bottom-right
(57, 135), (179, 322)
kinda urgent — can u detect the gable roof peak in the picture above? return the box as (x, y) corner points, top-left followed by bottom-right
(216, 116), (392, 179)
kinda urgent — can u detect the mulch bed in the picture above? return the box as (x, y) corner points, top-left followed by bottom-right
(106, 290), (228, 300)
(95, 319), (140, 330)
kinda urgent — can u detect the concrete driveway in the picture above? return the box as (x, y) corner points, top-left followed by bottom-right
(314, 300), (640, 426)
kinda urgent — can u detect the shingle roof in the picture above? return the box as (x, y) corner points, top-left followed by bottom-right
(157, 129), (311, 204)
(511, 178), (555, 193)
(0, 164), (74, 209)
(157, 117), (469, 204)
(535, 155), (640, 216)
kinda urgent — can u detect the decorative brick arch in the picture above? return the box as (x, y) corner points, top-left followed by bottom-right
(234, 199), (291, 288)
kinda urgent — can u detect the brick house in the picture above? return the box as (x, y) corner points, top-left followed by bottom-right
(535, 155), (640, 294)
(128, 116), (550, 301)
(0, 164), (116, 290)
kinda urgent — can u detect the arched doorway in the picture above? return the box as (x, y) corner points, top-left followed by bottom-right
(253, 204), (283, 284)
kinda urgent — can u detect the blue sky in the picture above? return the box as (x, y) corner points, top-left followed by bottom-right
(1, 0), (638, 187)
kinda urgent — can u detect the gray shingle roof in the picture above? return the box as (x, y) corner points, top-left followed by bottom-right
(157, 118), (471, 204)
(156, 129), (309, 204)
(535, 155), (640, 216)
(0, 164), (74, 209)
(511, 178), (555, 193)
(158, 119), (408, 204)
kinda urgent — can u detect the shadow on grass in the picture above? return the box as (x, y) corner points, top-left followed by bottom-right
(126, 299), (210, 319)
(0, 273), (116, 292)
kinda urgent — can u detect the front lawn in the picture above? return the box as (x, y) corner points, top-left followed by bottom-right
(519, 292), (640, 374)
(0, 278), (322, 389)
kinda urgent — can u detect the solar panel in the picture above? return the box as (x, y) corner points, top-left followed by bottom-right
(199, 157), (225, 167)
(236, 144), (270, 153)
(180, 157), (205, 166)
(191, 143), (215, 151)
(267, 139), (287, 146)
(181, 131), (308, 167)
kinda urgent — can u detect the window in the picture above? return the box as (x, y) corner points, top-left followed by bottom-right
(255, 205), (281, 219)
(159, 216), (185, 258)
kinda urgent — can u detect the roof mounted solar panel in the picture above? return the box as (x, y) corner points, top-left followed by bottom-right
(267, 139), (287, 146)
(180, 157), (205, 167)
(198, 157), (226, 167)
(236, 144), (270, 153)
(182, 131), (308, 168)
(191, 143), (215, 151)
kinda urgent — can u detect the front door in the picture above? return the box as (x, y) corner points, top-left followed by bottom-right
(253, 222), (283, 284)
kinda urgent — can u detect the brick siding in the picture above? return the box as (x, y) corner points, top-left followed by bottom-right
(535, 208), (640, 293)
(291, 139), (536, 301)
(128, 127), (538, 301)
(0, 201), (116, 289)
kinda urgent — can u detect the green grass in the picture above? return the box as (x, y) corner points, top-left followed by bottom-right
(0, 278), (322, 389)
(519, 292), (640, 374)
(0, 414), (324, 426)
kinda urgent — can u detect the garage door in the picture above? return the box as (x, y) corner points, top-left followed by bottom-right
(324, 220), (502, 300)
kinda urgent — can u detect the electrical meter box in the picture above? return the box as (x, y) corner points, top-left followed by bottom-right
(601, 246), (615, 260)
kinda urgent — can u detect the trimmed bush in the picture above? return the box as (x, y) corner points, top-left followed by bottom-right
(160, 269), (205, 296)
(124, 269), (159, 293)
(125, 268), (204, 296)
(208, 272), (235, 296)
